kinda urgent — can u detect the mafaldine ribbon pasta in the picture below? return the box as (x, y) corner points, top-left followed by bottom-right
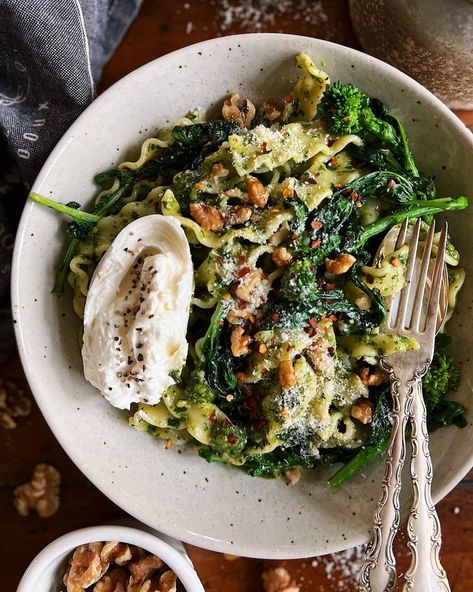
(82, 215), (193, 409)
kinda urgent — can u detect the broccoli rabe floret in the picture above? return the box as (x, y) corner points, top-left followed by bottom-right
(422, 353), (461, 411)
(280, 259), (318, 302)
(318, 82), (399, 146)
(209, 422), (247, 457)
(186, 368), (215, 403)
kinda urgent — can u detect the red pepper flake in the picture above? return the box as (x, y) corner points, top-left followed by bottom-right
(291, 233), (299, 243)
(310, 220), (323, 230)
(255, 419), (267, 431)
(285, 94), (294, 104)
(227, 433), (237, 445)
(236, 371), (246, 382)
(238, 266), (250, 277)
(350, 192), (358, 202)
(387, 179), (396, 190)
(237, 254), (246, 265)
(310, 239), (321, 249)
(261, 142), (268, 154)
(365, 274), (374, 285)
(317, 278), (326, 287)
(325, 283), (335, 291)
(391, 258), (401, 268)
(223, 418), (231, 426)
(271, 313), (280, 322)
(237, 301), (246, 310)
(309, 318), (318, 329)
(327, 138), (335, 147)
(209, 410), (218, 423)
(329, 156), (338, 167)
(329, 314), (338, 322)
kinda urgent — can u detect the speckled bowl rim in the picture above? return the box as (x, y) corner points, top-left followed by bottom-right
(12, 33), (473, 559)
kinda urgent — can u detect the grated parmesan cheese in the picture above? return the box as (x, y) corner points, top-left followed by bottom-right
(215, 0), (328, 32)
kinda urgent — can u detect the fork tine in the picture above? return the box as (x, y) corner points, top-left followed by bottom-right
(393, 218), (421, 330)
(426, 221), (448, 334)
(411, 220), (436, 331)
(395, 217), (409, 250)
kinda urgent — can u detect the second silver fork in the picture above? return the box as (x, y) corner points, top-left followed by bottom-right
(359, 218), (450, 592)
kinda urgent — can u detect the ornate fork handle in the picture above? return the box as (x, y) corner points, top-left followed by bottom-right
(403, 381), (451, 592)
(359, 361), (417, 592)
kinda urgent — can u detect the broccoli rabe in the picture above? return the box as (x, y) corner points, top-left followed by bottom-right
(354, 196), (469, 249)
(423, 350), (466, 430)
(318, 81), (418, 176)
(209, 422), (247, 457)
(280, 259), (318, 302)
(319, 82), (399, 145)
(329, 347), (466, 488)
(272, 258), (385, 333)
(328, 388), (391, 488)
(186, 369), (215, 404)
(423, 352), (461, 411)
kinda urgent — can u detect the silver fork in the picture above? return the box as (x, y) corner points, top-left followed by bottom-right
(359, 218), (450, 592)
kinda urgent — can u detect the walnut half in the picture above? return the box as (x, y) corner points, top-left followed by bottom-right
(14, 463), (61, 518)
(324, 253), (356, 275)
(230, 326), (253, 357)
(359, 366), (388, 386)
(65, 542), (109, 592)
(222, 93), (256, 128)
(189, 203), (222, 232)
(351, 399), (374, 424)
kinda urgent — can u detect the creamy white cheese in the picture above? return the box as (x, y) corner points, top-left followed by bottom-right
(82, 215), (193, 409)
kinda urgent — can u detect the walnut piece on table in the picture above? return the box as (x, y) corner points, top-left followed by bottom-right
(262, 566), (300, 592)
(0, 377), (31, 429)
(13, 463), (61, 518)
(223, 553), (240, 561)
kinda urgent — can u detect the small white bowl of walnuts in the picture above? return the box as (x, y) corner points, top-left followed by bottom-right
(17, 525), (205, 592)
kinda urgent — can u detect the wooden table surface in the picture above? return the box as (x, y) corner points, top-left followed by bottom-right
(2, 1), (472, 591)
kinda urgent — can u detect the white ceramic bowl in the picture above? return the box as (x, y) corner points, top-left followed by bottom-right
(16, 525), (205, 592)
(12, 34), (473, 559)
